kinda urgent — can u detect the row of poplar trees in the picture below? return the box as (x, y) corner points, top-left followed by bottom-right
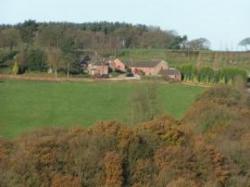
(178, 64), (247, 84)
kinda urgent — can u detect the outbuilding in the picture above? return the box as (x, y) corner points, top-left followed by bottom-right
(159, 68), (182, 81)
(127, 60), (168, 76)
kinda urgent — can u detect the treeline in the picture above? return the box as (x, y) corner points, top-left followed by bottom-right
(178, 65), (248, 84)
(10, 48), (82, 75)
(0, 20), (187, 50)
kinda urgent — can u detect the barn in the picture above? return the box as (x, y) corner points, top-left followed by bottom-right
(127, 60), (168, 76)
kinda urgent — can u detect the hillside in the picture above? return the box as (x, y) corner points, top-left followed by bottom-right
(0, 21), (249, 81)
(0, 85), (249, 186)
(183, 85), (250, 186)
(118, 49), (250, 71)
(0, 21), (210, 77)
(0, 116), (233, 186)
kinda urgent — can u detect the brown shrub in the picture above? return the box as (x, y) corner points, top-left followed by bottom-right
(184, 85), (250, 185)
(51, 175), (81, 187)
(166, 177), (198, 187)
(104, 151), (124, 187)
(0, 110), (243, 186)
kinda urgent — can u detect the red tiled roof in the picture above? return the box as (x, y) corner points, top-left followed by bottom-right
(126, 60), (164, 68)
(159, 68), (181, 76)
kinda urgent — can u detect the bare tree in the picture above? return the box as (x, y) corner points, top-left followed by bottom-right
(239, 37), (250, 51)
(186, 38), (211, 50)
(46, 47), (62, 78)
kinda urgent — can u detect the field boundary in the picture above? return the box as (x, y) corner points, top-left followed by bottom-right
(0, 74), (213, 88)
(0, 74), (142, 82)
(0, 74), (93, 82)
(181, 81), (213, 88)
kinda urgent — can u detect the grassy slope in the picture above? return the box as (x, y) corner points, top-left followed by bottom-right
(0, 80), (204, 138)
(117, 49), (250, 71)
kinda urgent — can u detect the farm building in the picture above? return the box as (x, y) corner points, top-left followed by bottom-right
(159, 68), (182, 81)
(108, 58), (126, 72)
(127, 60), (168, 76)
(88, 62), (109, 76)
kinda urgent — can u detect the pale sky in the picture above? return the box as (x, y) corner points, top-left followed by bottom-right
(1, 0), (250, 50)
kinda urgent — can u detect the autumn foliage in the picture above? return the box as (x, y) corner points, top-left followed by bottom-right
(0, 85), (249, 186)
(183, 84), (250, 186)
(0, 119), (234, 186)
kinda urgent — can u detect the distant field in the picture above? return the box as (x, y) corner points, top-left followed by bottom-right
(0, 80), (204, 138)
(117, 49), (250, 71)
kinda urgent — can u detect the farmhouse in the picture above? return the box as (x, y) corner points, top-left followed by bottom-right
(88, 61), (109, 76)
(159, 68), (182, 81)
(109, 58), (126, 72)
(128, 60), (168, 76)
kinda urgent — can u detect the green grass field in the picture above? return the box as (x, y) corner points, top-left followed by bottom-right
(0, 80), (204, 138)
